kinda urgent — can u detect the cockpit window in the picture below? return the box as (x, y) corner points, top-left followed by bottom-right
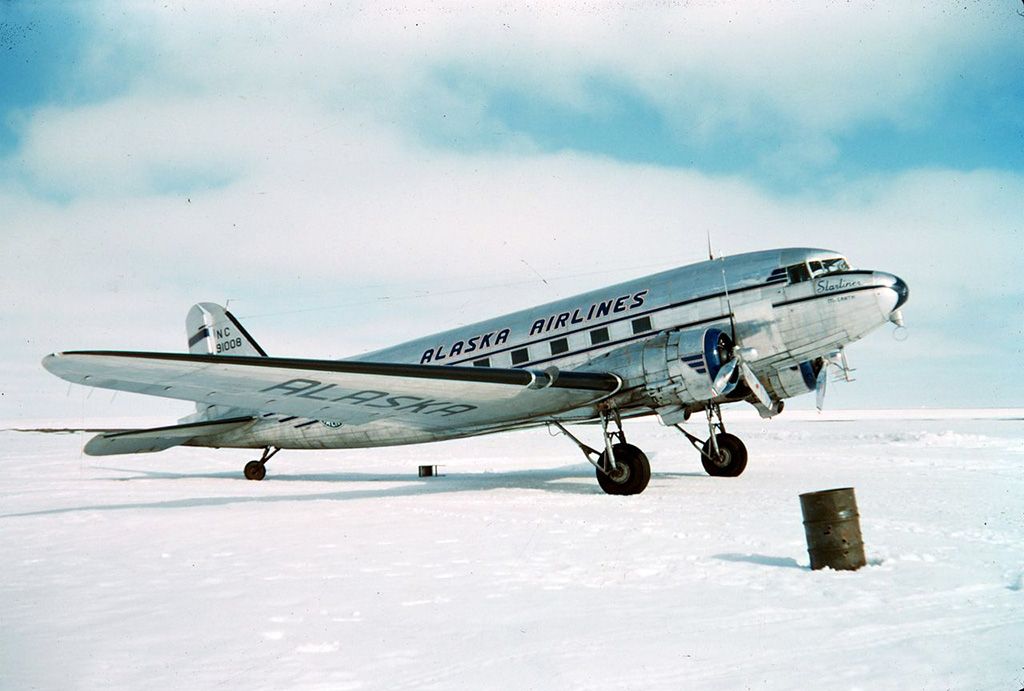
(811, 257), (850, 277)
(787, 263), (811, 283)
(784, 257), (850, 284)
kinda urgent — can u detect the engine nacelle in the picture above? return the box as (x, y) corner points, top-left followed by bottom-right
(639, 327), (737, 408)
(586, 326), (827, 416)
(586, 327), (814, 415)
(764, 359), (822, 399)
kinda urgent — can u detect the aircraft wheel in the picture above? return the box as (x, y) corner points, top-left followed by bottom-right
(596, 443), (651, 495)
(244, 460), (267, 481)
(701, 433), (747, 477)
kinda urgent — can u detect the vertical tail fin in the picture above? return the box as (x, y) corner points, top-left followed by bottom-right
(186, 303), (267, 357)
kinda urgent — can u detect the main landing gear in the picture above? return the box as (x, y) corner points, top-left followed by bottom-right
(673, 403), (748, 477)
(551, 408), (651, 495)
(243, 446), (280, 481)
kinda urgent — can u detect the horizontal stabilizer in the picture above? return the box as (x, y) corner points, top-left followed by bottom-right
(83, 416), (255, 456)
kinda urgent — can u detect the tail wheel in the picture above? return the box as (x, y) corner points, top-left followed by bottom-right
(596, 443), (651, 495)
(243, 460), (267, 481)
(701, 433), (747, 477)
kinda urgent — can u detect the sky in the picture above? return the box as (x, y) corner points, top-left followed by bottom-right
(1, 1), (1022, 423)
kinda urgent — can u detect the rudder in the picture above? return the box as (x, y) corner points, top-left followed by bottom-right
(186, 302), (267, 357)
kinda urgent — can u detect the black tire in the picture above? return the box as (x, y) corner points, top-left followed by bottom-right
(244, 460), (267, 481)
(700, 433), (747, 477)
(596, 443), (651, 495)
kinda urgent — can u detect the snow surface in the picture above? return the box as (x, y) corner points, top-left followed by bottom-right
(2, 413), (1023, 690)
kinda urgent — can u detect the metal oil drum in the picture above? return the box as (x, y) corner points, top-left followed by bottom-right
(799, 487), (866, 571)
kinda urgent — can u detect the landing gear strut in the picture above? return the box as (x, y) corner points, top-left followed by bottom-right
(243, 446), (280, 481)
(551, 408), (651, 495)
(673, 403), (748, 477)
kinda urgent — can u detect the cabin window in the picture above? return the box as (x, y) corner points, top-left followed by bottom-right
(550, 338), (569, 356)
(590, 327), (610, 345)
(631, 316), (652, 334)
(473, 358), (490, 367)
(511, 348), (529, 365)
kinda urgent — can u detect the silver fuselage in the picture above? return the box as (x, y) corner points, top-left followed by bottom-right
(201, 247), (906, 449)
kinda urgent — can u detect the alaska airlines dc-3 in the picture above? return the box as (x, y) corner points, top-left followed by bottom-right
(42, 248), (908, 495)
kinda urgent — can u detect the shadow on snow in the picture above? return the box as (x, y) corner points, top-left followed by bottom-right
(2, 465), (710, 518)
(714, 553), (805, 569)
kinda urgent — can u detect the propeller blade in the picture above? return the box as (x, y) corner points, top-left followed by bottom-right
(739, 361), (772, 409)
(711, 359), (737, 396)
(815, 364), (829, 411)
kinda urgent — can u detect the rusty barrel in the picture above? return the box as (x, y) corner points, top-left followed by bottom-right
(799, 487), (866, 571)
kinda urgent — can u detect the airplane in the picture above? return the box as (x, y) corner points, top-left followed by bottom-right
(41, 247), (909, 495)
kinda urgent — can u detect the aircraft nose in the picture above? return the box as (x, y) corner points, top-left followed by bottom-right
(873, 272), (910, 314)
(891, 275), (910, 310)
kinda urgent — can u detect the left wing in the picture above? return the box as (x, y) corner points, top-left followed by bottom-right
(42, 351), (621, 432)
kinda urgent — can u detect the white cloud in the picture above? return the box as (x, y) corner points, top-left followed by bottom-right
(3, 2), (1022, 420)
(6, 111), (1020, 333)
(6, 143), (1021, 418)
(67, 3), (1016, 147)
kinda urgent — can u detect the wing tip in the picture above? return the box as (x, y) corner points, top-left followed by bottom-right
(41, 351), (87, 378)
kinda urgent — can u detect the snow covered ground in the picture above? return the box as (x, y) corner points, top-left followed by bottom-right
(2, 411), (1023, 690)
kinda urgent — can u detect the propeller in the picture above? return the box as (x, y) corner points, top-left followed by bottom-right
(815, 364), (828, 411)
(710, 346), (773, 410)
(814, 349), (854, 411)
(710, 261), (775, 410)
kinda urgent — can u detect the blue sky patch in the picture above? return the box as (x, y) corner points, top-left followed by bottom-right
(0, 3), (89, 154)
(416, 54), (1022, 194)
